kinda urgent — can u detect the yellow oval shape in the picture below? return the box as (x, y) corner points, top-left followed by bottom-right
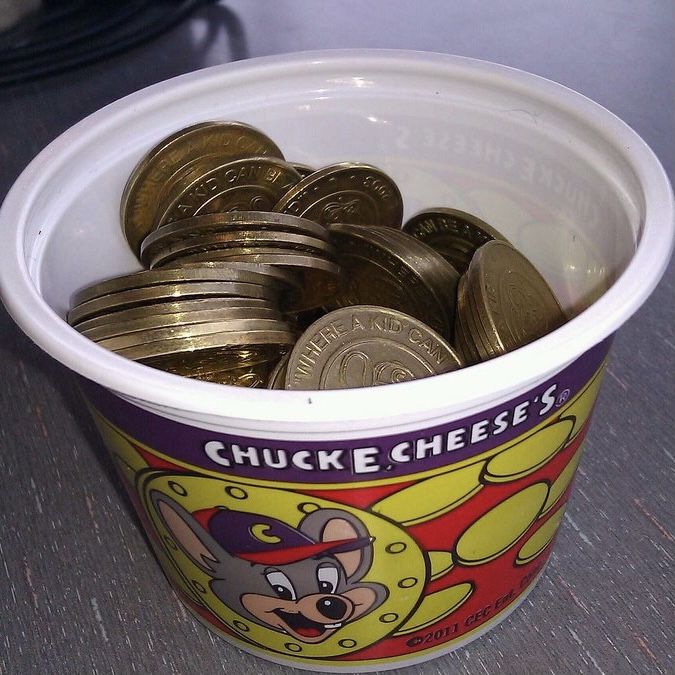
(541, 447), (583, 516)
(373, 461), (484, 526)
(427, 551), (455, 580)
(516, 505), (566, 565)
(393, 582), (473, 635)
(561, 367), (605, 439)
(455, 482), (549, 566)
(483, 419), (574, 483)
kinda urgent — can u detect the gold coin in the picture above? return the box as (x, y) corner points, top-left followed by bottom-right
(354, 225), (460, 330)
(71, 264), (286, 307)
(80, 306), (281, 342)
(161, 250), (341, 312)
(68, 281), (280, 325)
(193, 362), (272, 387)
(147, 230), (335, 269)
(99, 318), (292, 352)
(466, 264), (502, 351)
(140, 211), (329, 263)
(121, 121), (284, 256)
(472, 241), (566, 354)
(155, 154), (232, 221)
(402, 208), (507, 274)
(452, 303), (481, 366)
(141, 344), (284, 378)
(266, 351), (291, 389)
(274, 162), (403, 228)
(327, 223), (454, 337)
(457, 275), (497, 362)
(456, 332), (479, 366)
(157, 157), (302, 226)
(71, 297), (273, 331)
(117, 329), (295, 361)
(454, 276), (481, 363)
(467, 274), (501, 358)
(162, 260), (302, 291)
(285, 305), (463, 390)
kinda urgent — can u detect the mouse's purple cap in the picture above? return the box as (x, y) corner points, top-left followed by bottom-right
(207, 510), (371, 565)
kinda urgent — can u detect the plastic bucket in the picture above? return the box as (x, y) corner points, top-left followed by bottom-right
(0, 51), (672, 672)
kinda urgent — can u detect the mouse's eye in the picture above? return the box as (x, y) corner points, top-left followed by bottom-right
(265, 570), (296, 600)
(317, 565), (339, 594)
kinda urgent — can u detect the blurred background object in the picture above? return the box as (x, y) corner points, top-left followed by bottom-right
(0, 0), (41, 31)
(0, 0), (215, 85)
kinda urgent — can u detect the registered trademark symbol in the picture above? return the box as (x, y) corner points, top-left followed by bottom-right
(556, 389), (571, 406)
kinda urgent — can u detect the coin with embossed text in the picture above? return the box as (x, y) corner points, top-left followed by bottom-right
(471, 240), (566, 354)
(402, 207), (508, 274)
(328, 223), (456, 337)
(121, 121), (284, 256)
(157, 157), (302, 226)
(273, 162), (403, 228)
(286, 305), (463, 390)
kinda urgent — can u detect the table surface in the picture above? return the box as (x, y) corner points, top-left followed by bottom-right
(0, 2), (673, 674)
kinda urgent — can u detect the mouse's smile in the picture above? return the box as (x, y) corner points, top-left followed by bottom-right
(272, 608), (343, 638)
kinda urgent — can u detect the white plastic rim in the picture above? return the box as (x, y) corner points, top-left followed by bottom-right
(0, 50), (673, 432)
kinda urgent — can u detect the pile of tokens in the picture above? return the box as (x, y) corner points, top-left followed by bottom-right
(68, 121), (567, 390)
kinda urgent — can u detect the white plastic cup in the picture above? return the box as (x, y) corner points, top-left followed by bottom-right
(0, 51), (672, 672)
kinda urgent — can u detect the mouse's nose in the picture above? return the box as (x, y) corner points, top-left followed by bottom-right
(316, 596), (348, 621)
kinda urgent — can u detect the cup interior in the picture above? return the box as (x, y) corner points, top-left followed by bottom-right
(29, 56), (643, 319)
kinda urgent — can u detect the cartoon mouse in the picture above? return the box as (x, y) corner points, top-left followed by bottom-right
(151, 491), (388, 643)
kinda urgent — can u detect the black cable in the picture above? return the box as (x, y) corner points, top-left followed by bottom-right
(0, 0), (218, 87)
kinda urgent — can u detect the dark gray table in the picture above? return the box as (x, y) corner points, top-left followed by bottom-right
(1, 2), (673, 673)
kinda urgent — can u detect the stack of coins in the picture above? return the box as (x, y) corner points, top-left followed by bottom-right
(69, 119), (569, 390)
(68, 265), (295, 384)
(140, 212), (341, 311)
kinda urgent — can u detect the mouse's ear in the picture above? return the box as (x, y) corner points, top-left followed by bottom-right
(322, 517), (365, 578)
(150, 490), (224, 574)
(300, 509), (373, 581)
